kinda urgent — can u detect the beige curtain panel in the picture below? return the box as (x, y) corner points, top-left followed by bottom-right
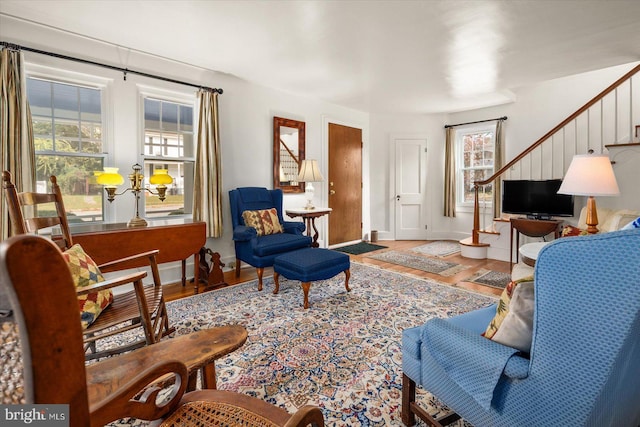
(492, 120), (504, 219)
(443, 127), (456, 217)
(1, 48), (35, 241)
(193, 90), (223, 238)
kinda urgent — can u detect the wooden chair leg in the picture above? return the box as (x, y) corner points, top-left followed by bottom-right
(201, 363), (217, 389)
(256, 267), (264, 291)
(235, 258), (241, 277)
(187, 370), (198, 392)
(273, 272), (280, 294)
(301, 282), (311, 309)
(402, 373), (460, 427)
(402, 373), (416, 426)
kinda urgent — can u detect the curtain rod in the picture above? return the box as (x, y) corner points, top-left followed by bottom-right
(1, 41), (223, 94)
(444, 116), (507, 129)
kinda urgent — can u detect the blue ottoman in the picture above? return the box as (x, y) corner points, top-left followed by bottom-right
(273, 248), (351, 309)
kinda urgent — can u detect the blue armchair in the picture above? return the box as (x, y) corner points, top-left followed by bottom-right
(402, 228), (640, 426)
(229, 187), (312, 290)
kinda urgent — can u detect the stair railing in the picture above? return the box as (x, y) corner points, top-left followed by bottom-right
(471, 63), (640, 244)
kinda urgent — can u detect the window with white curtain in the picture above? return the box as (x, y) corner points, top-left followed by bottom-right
(455, 123), (496, 206)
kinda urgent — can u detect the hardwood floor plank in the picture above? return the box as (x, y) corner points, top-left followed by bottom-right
(163, 240), (509, 302)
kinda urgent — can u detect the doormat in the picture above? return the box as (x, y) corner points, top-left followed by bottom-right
(464, 269), (512, 289)
(410, 241), (460, 257)
(334, 241), (387, 255)
(367, 250), (469, 276)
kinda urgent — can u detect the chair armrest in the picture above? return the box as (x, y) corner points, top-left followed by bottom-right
(89, 359), (188, 426)
(422, 318), (525, 410)
(233, 226), (257, 241)
(97, 250), (160, 273)
(86, 326), (248, 404)
(75, 271), (148, 296)
(503, 354), (530, 379)
(282, 221), (305, 235)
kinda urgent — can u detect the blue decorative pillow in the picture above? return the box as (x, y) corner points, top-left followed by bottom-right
(621, 217), (640, 230)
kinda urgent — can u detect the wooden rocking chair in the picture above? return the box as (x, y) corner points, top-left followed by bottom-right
(2, 171), (174, 360)
(0, 234), (325, 426)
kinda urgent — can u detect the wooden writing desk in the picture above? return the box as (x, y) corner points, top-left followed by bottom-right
(66, 219), (206, 292)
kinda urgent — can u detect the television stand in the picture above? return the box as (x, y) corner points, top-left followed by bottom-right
(510, 218), (563, 270)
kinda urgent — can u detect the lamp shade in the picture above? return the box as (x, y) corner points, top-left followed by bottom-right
(297, 159), (324, 182)
(96, 167), (124, 186)
(558, 154), (619, 197)
(149, 169), (173, 185)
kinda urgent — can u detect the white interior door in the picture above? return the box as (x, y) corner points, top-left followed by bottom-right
(395, 137), (428, 240)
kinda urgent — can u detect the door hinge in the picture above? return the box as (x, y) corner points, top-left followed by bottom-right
(425, 147), (428, 153)
(425, 224), (428, 230)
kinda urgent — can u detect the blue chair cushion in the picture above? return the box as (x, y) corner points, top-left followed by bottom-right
(253, 233), (311, 257)
(274, 248), (350, 282)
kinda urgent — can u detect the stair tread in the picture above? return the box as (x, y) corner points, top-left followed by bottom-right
(459, 237), (490, 248)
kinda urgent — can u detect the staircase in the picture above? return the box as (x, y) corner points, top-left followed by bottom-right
(461, 63), (640, 261)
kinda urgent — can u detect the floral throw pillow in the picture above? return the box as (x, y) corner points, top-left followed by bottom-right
(483, 275), (535, 353)
(561, 225), (589, 237)
(62, 244), (113, 330)
(242, 208), (284, 236)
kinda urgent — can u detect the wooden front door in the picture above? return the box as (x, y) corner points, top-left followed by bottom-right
(328, 123), (362, 245)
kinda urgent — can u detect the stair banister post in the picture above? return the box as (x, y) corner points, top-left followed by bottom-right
(472, 183), (480, 244)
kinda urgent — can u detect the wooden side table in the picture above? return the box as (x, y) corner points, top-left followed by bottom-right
(519, 241), (551, 267)
(510, 218), (563, 269)
(285, 207), (332, 248)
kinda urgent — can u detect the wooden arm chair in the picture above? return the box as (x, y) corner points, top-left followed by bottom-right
(2, 171), (173, 360)
(0, 234), (325, 427)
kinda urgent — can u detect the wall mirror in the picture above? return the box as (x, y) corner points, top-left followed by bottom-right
(273, 116), (305, 193)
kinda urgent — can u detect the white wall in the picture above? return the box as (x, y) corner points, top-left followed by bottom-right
(369, 61), (640, 242)
(1, 16), (369, 282)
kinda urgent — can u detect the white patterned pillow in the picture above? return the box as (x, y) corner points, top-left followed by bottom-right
(621, 216), (640, 230)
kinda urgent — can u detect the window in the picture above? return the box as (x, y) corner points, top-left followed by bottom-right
(456, 124), (496, 205)
(142, 96), (195, 217)
(26, 77), (106, 222)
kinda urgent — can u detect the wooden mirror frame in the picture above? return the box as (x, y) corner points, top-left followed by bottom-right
(273, 117), (305, 193)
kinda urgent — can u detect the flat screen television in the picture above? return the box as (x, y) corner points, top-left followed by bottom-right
(502, 179), (574, 219)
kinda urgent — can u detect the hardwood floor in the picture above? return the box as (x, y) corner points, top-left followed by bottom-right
(164, 240), (509, 302)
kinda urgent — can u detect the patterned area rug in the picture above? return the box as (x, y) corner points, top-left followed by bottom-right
(4, 263), (495, 426)
(410, 241), (461, 257)
(334, 241), (388, 255)
(367, 251), (470, 277)
(464, 269), (512, 289)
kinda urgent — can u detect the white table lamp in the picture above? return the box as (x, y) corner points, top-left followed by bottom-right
(558, 152), (619, 234)
(297, 159), (324, 210)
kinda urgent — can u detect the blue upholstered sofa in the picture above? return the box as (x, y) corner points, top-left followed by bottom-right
(402, 227), (640, 426)
(229, 187), (311, 290)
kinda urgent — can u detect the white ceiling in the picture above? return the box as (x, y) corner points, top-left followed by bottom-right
(2, 0), (640, 114)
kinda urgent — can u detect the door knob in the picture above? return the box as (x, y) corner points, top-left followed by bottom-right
(396, 195), (400, 201)
(330, 190), (336, 195)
